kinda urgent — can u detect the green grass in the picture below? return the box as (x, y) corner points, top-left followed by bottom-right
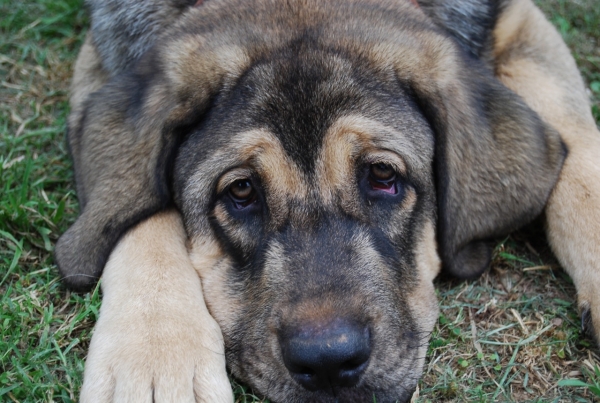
(0, 0), (599, 402)
(559, 364), (600, 398)
(1, 1), (95, 401)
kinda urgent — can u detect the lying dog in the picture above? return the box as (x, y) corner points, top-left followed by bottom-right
(56, 0), (600, 401)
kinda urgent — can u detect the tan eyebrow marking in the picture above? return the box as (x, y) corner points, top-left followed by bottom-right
(316, 115), (410, 205)
(199, 129), (309, 227)
(233, 129), (309, 201)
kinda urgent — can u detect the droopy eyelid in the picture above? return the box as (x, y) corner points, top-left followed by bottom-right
(216, 168), (255, 194)
(362, 151), (407, 176)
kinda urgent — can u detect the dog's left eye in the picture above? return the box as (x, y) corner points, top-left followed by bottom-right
(229, 179), (257, 209)
(368, 163), (397, 194)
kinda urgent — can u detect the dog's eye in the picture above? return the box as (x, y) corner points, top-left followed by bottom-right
(370, 163), (395, 181)
(368, 163), (397, 194)
(229, 179), (256, 208)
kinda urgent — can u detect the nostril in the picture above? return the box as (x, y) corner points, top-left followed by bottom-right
(290, 365), (315, 378)
(280, 318), (371, 391)
(341, 356), (368, 372)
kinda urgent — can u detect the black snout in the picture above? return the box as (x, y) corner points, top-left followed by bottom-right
(280, 318), (371, 391)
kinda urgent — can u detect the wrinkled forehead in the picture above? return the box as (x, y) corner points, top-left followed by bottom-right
(174, 50), (435, 227)
(239, 51), (434, 172)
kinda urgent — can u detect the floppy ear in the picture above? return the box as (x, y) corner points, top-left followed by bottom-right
(406, 50), (566, 278)
(416, 0), (500, 60)
(56, 41), (249, 291)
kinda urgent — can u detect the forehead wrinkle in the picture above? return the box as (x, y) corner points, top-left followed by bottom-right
(188, 128), (308, 197)
(337, 114), (426, 167)
(317, 114), (424, 204)
(316, 117), (367, 205)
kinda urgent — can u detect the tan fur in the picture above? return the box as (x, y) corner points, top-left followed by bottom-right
(493, 0), (600, 338)
(80, 210), (232, 403)
(69, 34), (108, 117)
(408, 220), (441, 325)
(164, 37), (250, 98)
(316, 115), (427, 223)
(186, 128), (309, 228)
(235, 129), (309, 204)
(317, 115), (411, 205)
(189, 238), (239, 336)
(66, 0), (600, 401)
(67, 33), (108, 182)
(406, 220), (441, 371)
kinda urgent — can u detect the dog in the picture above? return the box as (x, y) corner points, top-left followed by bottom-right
(56, 0), (600, 401)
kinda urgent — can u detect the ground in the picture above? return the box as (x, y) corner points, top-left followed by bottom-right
(0, 0), (599, 401)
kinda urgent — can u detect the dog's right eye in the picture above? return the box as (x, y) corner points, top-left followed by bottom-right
(229, 179), (257, 209)
(368, 163), (398, 195)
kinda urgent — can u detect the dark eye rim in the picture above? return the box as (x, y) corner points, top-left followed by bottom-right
(360, 161), (404, 199)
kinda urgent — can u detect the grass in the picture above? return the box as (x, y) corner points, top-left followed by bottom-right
(418, 229), (600, 402)
(0, 0), (598, 401)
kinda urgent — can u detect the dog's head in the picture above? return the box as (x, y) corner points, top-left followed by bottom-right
(56, 0), (565, 401)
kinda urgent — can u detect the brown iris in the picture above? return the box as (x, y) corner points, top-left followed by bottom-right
(368, 163), (397, 194)
(229, 179), (256, 208)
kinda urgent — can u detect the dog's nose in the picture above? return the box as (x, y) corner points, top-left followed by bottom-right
(280, 318), (371, 391)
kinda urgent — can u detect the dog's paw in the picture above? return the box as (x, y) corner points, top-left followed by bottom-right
(79, 211), (233, 403)
(79, 312), (231, 403)
(79, 313), (231, 403)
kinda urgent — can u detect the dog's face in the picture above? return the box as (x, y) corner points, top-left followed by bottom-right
(56, 1), (566, 402)
(178, 48), (440, 401)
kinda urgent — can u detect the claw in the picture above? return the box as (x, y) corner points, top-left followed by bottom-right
(580, 303), (598, 345)
(581, 306), (591, 333)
